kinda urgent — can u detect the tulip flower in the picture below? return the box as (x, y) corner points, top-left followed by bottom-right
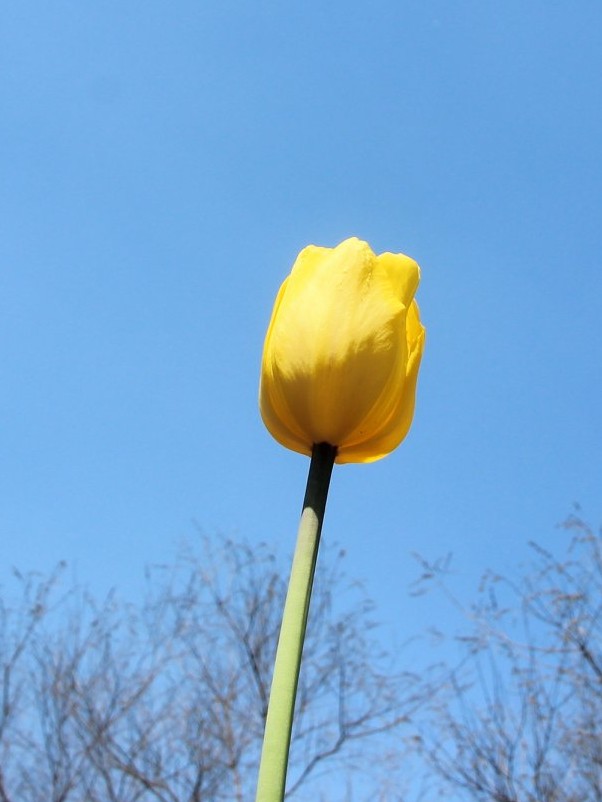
(260, 237), (425, 463)
(255, 237), (425, 802)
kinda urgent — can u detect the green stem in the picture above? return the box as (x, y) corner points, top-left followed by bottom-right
(255, 442), (337, 802)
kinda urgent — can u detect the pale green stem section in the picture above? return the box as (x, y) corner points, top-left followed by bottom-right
(255, 442), (336, 802)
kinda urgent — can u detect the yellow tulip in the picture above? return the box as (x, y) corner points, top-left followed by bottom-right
(259, 237), (425, 464)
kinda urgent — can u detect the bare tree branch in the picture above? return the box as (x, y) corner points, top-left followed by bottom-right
(414, 514), (602, 802)
(0, 535), (417, 801)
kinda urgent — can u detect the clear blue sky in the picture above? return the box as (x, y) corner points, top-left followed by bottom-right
(2, 0), (602, 786)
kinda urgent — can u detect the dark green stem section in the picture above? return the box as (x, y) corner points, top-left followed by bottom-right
(255, 442), (336, 802)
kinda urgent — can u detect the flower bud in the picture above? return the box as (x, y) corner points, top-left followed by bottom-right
(260, 237), (425, 463)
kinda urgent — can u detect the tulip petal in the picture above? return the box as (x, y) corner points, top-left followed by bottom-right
(260, 277), (314, 456)
(336, 301), (425, 463)
(377, 251), (421, 310)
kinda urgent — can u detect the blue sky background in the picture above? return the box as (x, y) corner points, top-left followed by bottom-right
(2, 0), (602, 794)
